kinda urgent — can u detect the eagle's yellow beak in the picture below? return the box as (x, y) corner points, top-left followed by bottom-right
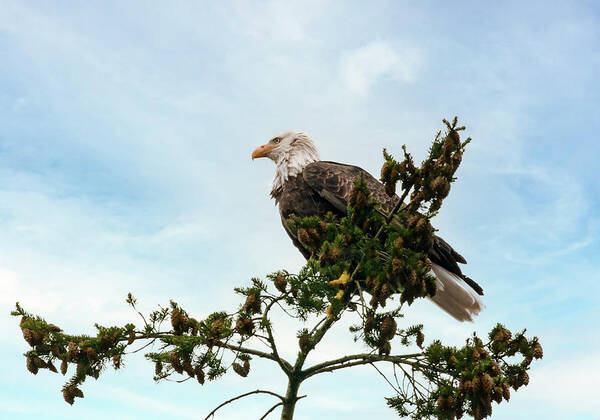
(252, 143), (277, 160)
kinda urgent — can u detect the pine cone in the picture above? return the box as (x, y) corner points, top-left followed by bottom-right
(472, 347), (484, 362)
(21, 328), (34, 347)
(183, 361), (195, 377)
(84, 347), (97, 360)
(62, 386), (84, 405)
(26, 356), (38, 375)
(490, 361), (501, 376)
(50, 345), (61, 358)
(380, 283), (392, 301)
(235, 318), (254, 336)
(437, 395), (449, 410)
(243, 293), (261, 314)
(380, 317), (397, 341)
(399, 159), (415, 176)
(381, 162), (393, 182)
(384, 182), (396, 197)
(407, 215), (421, 230)
(416, 331), (425, 349)
(365, 276), (377, 290)
(329, 246), (341, 261)
(299, 334), (312, 354)
(307, 228), (320, 241)
(316, 221), (327, 233)
(492, 327), (511, 344)
(518, 371), (529, 388)
(501, 382), (511, 401)
(210, 318), (224, 336)
(391, 258), (404, 274)
(22, 328), (46, 347)
(195, 365), (205, 385)
(393, 236), (404, 249)
(109, 354), (119, 369)
(62, 388), (75, 405)
(297, 228), (311, 246)
(232, 361), (249, 377)
(532, 342), (543, 359)
(429, 176), (450, 198)
(67, 341), (79, 362)
(445, 130), (461, 148)
(481, 373), (494, 394)
(492, 386), (503, 404)
(171, 308), (187, 335)
(169, 351), (183, 374)
(459, 379), (473, 395)
(451, 151), (463, 169)
(472, 375), (481, 393)
(417, 217), (431, 234)
(274, 273), (287, 293)
(407, 270), (418, 286)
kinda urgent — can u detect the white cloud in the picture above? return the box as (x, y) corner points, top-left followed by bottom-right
(340, 40), (423, 95)
(497, 353), (600, 419)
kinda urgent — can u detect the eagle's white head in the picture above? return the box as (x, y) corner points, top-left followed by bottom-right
(252, 130), (320, 196)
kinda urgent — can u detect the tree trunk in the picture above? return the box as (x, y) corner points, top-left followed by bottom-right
(280, 376), (301, 420)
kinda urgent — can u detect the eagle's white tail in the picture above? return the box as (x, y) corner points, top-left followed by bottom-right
(429, 263), (484, 322)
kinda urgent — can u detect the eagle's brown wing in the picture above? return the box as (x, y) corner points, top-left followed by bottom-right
(302, 161), (398, 211)
(302, 161), (483, 296)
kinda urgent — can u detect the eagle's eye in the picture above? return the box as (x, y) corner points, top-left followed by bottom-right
(272, 138), (281, 144)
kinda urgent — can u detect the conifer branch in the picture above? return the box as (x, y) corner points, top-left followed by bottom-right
(204, 389), (285, 420)
(302, 352), (423, 378)
(260, 402), (283, 419)
(262, 297), (292, 374)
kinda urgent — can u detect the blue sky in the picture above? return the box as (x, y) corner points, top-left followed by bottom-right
(1, 1), (599, 419)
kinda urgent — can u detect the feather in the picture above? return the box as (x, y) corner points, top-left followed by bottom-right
(429, 263), (484, 322)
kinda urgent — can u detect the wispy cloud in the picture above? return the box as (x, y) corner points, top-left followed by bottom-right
(340, 40), (423, 95)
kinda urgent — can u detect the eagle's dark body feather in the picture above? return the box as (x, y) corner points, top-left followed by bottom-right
(272, 161), (483, 302)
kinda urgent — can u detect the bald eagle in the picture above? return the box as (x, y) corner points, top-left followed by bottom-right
(252, 131), (483, 321)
